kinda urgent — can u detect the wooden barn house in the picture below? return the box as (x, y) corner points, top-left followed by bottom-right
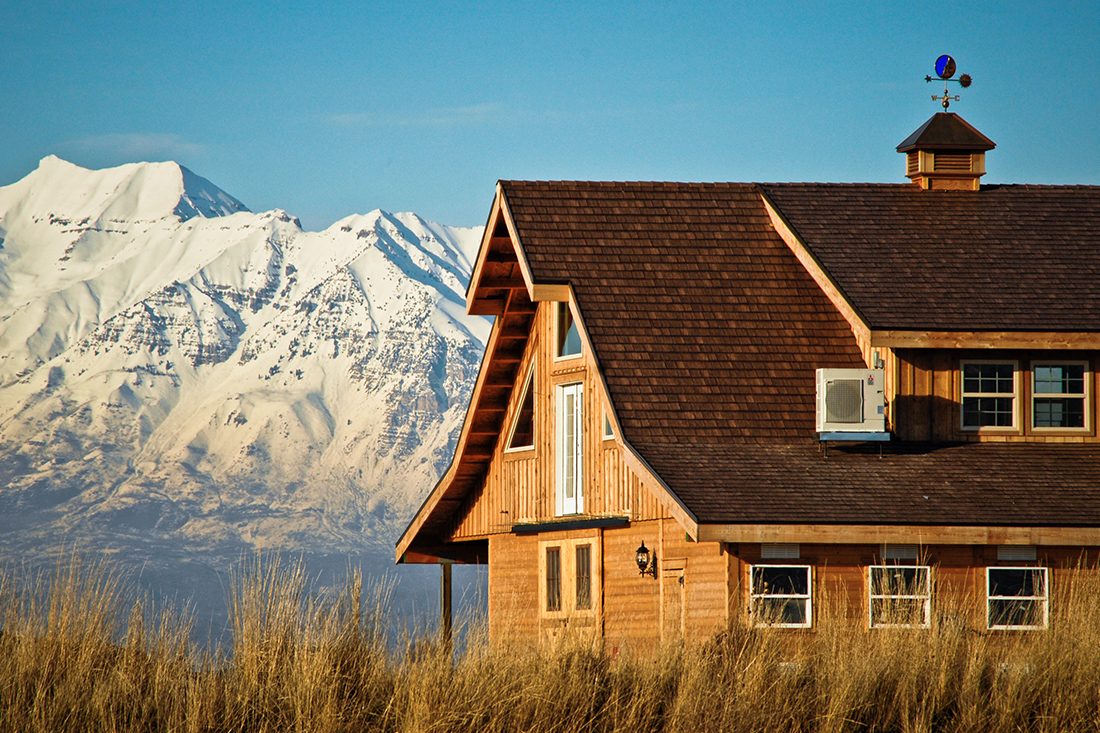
(396, 112), (1100, 648)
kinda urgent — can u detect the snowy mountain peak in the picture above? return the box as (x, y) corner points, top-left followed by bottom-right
(0, 157), (488, 600)
(0, 156), (248, 230)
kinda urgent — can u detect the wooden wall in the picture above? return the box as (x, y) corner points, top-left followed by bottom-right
(732, 543), (1099, 630)
(491, 531), (1099, 649)
(888, 348), (1100, 443)
(451, 300), (666, 541)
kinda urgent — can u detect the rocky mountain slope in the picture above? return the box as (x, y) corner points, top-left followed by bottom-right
(0, 156), (489, 620)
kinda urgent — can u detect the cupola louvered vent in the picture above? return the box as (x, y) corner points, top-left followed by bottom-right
(934, 153), (972, 172)
(906, 152), (919, 177)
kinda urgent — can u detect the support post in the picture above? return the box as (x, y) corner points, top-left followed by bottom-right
(440, 562), (453, 648)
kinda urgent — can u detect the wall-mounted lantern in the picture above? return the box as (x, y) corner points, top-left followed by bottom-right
(635, 542), (658, 578)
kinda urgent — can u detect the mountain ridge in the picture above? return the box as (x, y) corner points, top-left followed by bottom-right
(0, 156), (488, 622)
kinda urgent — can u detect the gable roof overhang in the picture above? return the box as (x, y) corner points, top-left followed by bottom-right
(396, 186), (699, 563)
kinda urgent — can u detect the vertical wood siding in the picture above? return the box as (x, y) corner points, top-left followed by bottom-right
(889, 348), (1099, 443)
(451, 301), (667, 541)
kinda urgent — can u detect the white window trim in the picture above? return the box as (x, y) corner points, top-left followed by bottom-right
(960, 360), (1020, 432)
(867, 565), (932, 629)
(556, 382), (584, 516)
(538, 536), (601, 620)
(749, 564), (813, 629)
(553, 301), (583, 362)
(986, 566), (1049, 631)
(503, 362), (536, 453)
(1030, 360), (1091, 433)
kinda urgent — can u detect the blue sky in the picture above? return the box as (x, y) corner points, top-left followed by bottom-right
(3, 1), (1098, 231)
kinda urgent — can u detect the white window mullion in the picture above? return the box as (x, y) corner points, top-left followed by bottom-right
(557, 383), (584, 516)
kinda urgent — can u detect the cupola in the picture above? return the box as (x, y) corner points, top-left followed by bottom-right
(897, 112), (996, 191)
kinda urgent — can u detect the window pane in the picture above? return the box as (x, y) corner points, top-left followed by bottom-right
(989, 599), (1042, 628)
(753, 597), (807, 625)
(575, 545), (591, 610)
(989, 568), (1044, 597)
(963, 363), (1013, 394)
(1034, 397), (1085, 428)
(870, 566), (928, 596)
(963, 397), (1014, 427)
(557, 302), (581, 357)
(546, 548), (561, 612)
(1034, 364), (1085, 395)
(871, 597), (928, 626)
(753, 566), (809, 595)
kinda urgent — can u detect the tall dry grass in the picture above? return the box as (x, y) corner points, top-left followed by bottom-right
(1, 552), (1099, 732)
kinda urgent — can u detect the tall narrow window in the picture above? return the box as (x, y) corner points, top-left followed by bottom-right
(556, 302), (581, 358)
(961, 362), (1017, 429)
(505, 364), (535, 450)
(575, 544), (592, 610)
(1032, 363), (1087, 429)
(545, 547), (562, 612)
(987, 567), (1048, 630)
(557, 382), (584, 515)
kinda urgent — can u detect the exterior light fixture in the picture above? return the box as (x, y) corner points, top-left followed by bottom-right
(635, 542), (658, 578)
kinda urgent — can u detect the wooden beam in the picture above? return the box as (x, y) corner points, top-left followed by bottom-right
(697, 523), (1100, 546)
(468, 299), (505, 316)
(480, 274), (527, 289)
(871, 330), (1100, 350)
(529, 283), (571, 302)
(760, 192), (873, 351)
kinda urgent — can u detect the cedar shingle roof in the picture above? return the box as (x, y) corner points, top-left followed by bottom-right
(637, 441), (1100, 526)
(761, 183), (1100, 332)
(500, 181), (866, 444)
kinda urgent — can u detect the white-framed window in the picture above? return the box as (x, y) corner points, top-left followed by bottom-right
(504, 362), (536, 452)
(555, 301), (582, 359)
(556, 382), (584, 515)
(961, 361), (1018, 430)
(749, 565), (812, 628)
(1032, 362), (1088, 431)
(602, 408), (614, 441)
(539, 536), (601, 618)
(868, 565), (931, 628)
(987, 566), (1049, 630)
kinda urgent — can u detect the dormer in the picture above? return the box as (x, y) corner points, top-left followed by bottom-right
(897, 113), (996, 191)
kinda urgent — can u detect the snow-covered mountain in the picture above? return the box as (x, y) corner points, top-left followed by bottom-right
(0, 156), (488, 620)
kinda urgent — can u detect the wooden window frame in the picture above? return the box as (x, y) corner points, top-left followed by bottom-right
(986, 566), (1049, 631)
(554, 301), (583, 361)
(556, 382), (584, 516)
(960, 360), (1020, 433)
(504, 362), (536, 453)
(602, 407), (614, 441)
(1030, 360), (1090, 434)
(868, 565), (932, 629)
(749, 564), (813, 629)
(538, 535), (602, 621)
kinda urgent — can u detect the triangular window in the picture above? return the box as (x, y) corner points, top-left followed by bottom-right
(506, 364), (535, 451)
(556, 302), (582, 358)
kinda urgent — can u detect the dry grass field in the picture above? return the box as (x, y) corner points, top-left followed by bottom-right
(2, 553), (1099, 732)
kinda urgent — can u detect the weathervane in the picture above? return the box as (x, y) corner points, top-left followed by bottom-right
(925, 55), (972, 110)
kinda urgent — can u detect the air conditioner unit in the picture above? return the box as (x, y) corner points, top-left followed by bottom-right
(815, 368), (887, 437)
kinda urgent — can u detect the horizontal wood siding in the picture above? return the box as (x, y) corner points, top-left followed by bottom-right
(488, 533), (539, 646)
(451, 300), (668, 541)
(730, 543), (1099, 630)
(603, 522), (662, 652)
(890, 348), (1100, 443)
